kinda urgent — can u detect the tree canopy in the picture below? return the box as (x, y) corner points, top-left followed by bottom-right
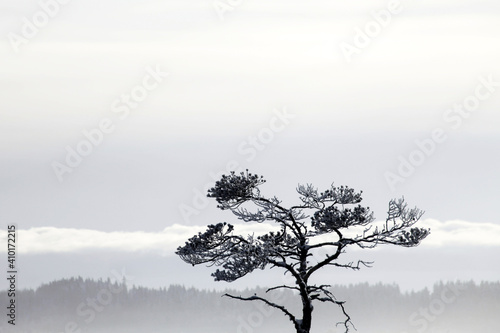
(176, 170), (429, 333)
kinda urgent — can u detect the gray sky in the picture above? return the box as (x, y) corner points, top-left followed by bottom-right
(1, 0), (499, 291)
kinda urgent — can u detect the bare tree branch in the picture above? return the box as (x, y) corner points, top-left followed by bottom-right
(266, 285), (300, 293)
(223, 293), (300, 330)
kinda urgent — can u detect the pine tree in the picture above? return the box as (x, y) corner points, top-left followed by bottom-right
(176, 170), (429, 333)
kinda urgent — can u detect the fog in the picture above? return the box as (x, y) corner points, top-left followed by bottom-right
(1, 278), (498, 333)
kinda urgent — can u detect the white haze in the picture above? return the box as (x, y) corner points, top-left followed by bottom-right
(1, 219), (499, 255)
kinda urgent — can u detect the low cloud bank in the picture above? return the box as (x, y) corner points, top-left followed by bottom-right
(1, 219), (499, 255)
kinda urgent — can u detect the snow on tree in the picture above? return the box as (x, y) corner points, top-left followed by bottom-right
(176, 170), (429, 333)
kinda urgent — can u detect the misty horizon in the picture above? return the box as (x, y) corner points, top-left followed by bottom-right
(2, 277), (498, 333)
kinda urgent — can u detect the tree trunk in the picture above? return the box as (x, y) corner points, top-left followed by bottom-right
(297, 240), (313, 333)
(298, 292), (313, 333)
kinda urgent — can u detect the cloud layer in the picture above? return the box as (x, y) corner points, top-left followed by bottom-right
(2, 219), (499, 255)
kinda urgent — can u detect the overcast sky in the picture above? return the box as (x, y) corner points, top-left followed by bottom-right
(1, 0), (499, 292)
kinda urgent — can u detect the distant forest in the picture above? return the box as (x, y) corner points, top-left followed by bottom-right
(1, 278), (499, 333)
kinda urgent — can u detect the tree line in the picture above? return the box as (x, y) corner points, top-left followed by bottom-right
(1, 277), (498, 333)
